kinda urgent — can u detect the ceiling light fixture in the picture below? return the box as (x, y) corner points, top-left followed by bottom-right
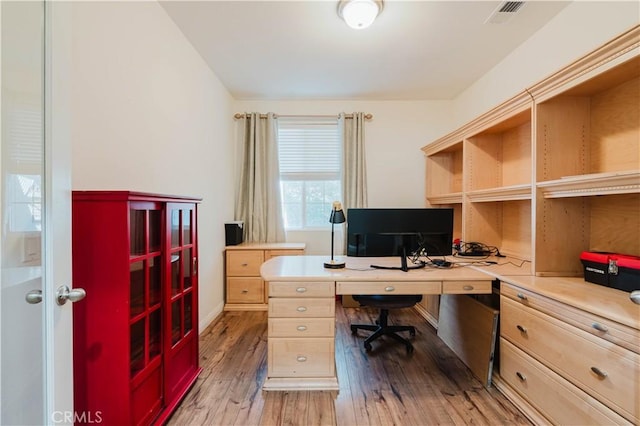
(337, 0), (383, 30)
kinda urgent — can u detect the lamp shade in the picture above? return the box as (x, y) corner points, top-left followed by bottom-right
(338, 0), (382, 30)
(329, 202), (346, 224)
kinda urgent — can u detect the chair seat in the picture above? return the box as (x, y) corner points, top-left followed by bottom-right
(351, 294), (423, 353)
(353, 294), (422, 309)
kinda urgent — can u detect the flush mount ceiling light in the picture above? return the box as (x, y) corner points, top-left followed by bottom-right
(338, 0), (383, 30)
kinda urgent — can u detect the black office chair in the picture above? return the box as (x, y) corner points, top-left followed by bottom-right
(350, 294), (423, 353)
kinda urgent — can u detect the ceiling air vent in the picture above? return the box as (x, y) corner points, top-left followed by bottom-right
(485, 1), (526, 24)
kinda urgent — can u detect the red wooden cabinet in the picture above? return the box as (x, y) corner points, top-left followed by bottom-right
(72, 191), (201, 426)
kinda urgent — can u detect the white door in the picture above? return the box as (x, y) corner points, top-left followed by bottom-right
(1, 2), (76, 425)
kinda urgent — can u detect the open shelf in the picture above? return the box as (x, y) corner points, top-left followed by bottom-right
(536, 58), (639, 183)
(425, 141), (463, 200)
(466, 109), (532, 192)
(535, 193), (640, 276)
(538, 170), (640, 198)
(465, 199), (532, 262)
(427, 192), (463, 205)
(467, 184), (532, 202)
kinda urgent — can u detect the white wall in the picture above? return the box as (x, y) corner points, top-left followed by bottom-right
(450, 1), (640, 131)
(70, 1), (235, 331)
(233, 100), (454, 254)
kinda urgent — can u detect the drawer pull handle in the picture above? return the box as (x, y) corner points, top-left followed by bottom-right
(296, 306), (307, 312)
(385, 286), (395, 292)
(297, 325), (307, 332)
(516, 372), (526, 382)
(241, 263), (249, 267)
(591, 367), (608, 379)
(516, 325), (527, 334)
(296, 287), (307, 293)
(591, 322), (608, 333)
(463, 285), (474, 291)
(296, 356), (307, 362)
(242, 289), (249, 294)
(630, 290), (640, 305)
(516, 293), (527, 300)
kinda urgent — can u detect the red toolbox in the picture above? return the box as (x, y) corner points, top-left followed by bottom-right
(580, 251), (640, 292)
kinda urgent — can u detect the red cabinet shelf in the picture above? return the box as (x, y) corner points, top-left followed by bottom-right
(72, 191), (201, 426)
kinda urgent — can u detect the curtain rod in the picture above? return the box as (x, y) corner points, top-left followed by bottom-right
(233, 113), (373, 120)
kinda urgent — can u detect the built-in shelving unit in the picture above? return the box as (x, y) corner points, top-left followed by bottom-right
(423, 26), (640, 277)
(422, 25), (640, 424)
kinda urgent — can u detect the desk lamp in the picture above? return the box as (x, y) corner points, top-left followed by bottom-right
(324, 201), (346, 269)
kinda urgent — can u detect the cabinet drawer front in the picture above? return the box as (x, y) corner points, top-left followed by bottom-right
(500, 339), (631, 426)
(265, 249), (304, 260)
(336, 281), (441, 295)
(269, 298), (335, 318)
(268, 338), (335, 378)
(270, 281), (335, 298)
(501, 297), (640, 422)
(268, 318), (335, 337)
(226, 278), (264, 303)
(442, 280), (492, 294)
(501, 283), (640, 354)
(226, 250), (264, 276)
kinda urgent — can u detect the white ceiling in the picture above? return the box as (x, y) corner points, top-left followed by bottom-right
(160, 0), (571, 100)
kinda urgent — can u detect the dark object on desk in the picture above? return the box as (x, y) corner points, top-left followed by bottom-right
(432, 259), (452, 268)
(580, 251), (640, 292)
(350, 294), (423, 353)
(225, 221), (244, 246)
(346, 208), (454, 257)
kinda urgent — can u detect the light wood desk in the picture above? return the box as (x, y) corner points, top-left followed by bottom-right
(260, 255), (499, 391)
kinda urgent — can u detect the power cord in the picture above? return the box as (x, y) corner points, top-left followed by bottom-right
(453, 240), (505, 258)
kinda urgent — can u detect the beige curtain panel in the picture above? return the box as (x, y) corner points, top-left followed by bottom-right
(340, 111), (368, 211)
(234, 112), (285, 243)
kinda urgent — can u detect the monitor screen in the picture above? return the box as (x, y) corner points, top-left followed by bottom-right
(346, 208), (454, 257)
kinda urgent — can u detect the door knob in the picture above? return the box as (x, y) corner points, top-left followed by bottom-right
(25, 289), (43, 304)
(56, 285), (87, 306)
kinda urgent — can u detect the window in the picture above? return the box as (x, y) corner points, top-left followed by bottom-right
(6, 174), (42, 232)
(4, 96), (43, 233)
(278, 118), (342, 229)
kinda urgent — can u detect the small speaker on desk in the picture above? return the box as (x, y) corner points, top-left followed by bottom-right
(225, 221), (244, 246)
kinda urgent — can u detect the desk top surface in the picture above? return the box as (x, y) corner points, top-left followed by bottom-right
(261, 255), (499, 282)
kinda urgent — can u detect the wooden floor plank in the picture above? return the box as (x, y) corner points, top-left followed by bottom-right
(168, 302), (532, 426)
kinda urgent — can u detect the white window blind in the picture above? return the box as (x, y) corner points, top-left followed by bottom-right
(278, 118), (341, 181)
(277, 117), (342, 229)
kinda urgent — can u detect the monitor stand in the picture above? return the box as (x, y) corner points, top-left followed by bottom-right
(370, 245), (425, 272)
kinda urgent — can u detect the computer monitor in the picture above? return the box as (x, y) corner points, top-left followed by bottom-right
(346, 208), (454, 260)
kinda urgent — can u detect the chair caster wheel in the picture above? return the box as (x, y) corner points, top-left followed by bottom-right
(350, 325), (358, 335)
(406, 344), (414, 354)
(364, 343), (372, 352)
(409, 329), (416, 337)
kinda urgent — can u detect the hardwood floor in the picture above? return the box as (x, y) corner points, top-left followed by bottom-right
(168, 303), (532, 425)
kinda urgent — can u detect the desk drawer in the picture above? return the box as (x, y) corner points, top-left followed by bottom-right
(442, 280), (492, 294)
(501, 282), (640, 354)
(500, 338), (630, 425)
(336, 281), (440, 295)
(269, 281), (334, 298)
(226, 277), (264, 303)
(501, 297), (640, 422)
(226, 250), (264, 276)
(268, 338), (335, 377)
(268, 318), (335, 337)
(269, 298), (335, 318)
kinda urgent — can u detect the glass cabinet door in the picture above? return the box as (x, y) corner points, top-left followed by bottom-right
(167, 204), (197, 348)
(129, 203), (163, 378)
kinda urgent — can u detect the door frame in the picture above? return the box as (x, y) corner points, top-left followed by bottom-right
(44, 1), (74, 424)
